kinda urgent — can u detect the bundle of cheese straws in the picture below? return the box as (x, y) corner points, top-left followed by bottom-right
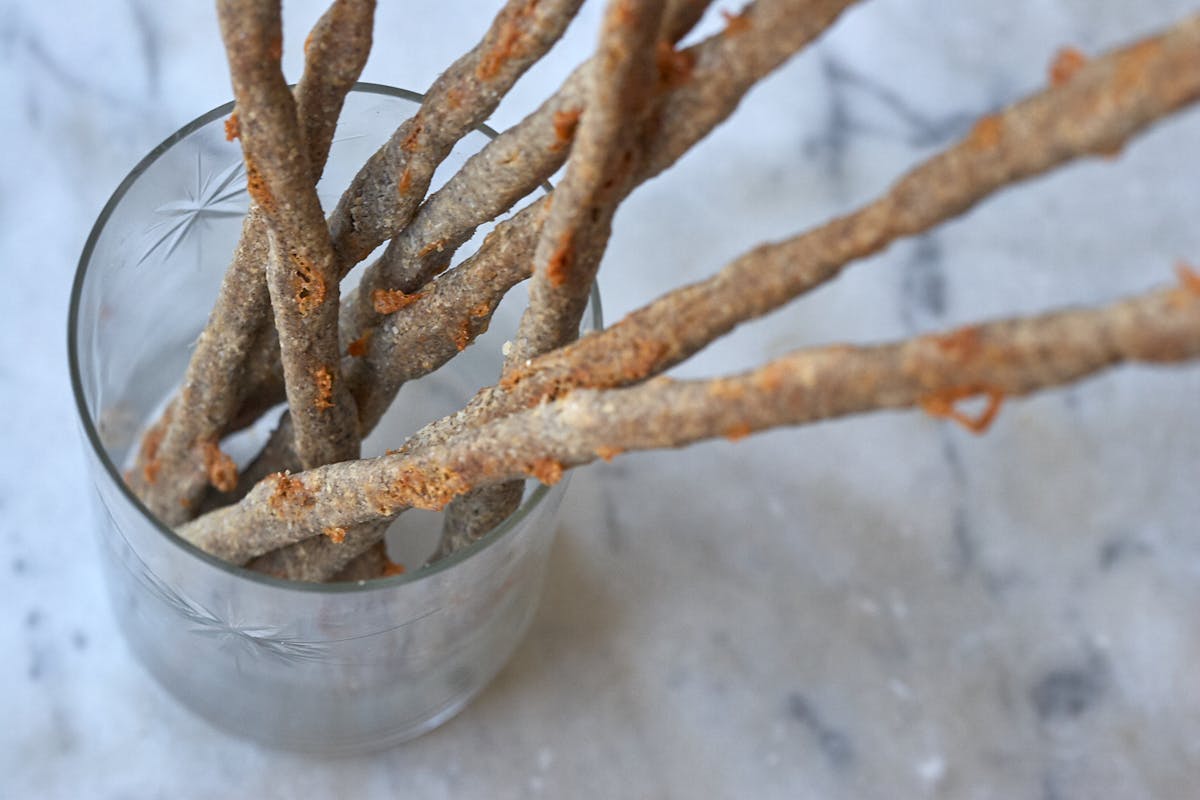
(127, 0), (1200, 582)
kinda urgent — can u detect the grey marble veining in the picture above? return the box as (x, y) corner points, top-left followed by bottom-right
(4, 1), (1200, 797)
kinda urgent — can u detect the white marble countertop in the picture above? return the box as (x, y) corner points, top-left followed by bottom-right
(4, 1), (1200, 797)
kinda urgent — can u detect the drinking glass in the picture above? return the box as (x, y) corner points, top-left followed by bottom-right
(69, 85), (599, 753)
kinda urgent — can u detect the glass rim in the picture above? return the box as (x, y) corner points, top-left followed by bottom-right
(67, 82), (602, 594)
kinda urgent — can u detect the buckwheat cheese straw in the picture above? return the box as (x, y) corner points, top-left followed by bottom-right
(217, 0), (359, 471)
(441, 0), (668, 557)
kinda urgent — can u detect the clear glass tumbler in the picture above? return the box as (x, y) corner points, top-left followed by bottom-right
(69, 85), (598, 753)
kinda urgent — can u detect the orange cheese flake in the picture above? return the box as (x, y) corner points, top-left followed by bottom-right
(372, 288), (423, 315)
(1049, 47), (1088, 87)
(552, 108), (582, 150)
(529, 458), (564, 485)
(1176, 261), (1200, 295)
(724, 423), (752, 442)
(313, 366), (334, 410)
(967, 114), (1003, 152)
(595, 446), (623, 462)
(267, 472), (314, 517)
(417, 238), (447, 258)
(453, 319), (472, 352)
(244, 158), (275, 214)
(202, 440), (239, 493)
(346, 330), (374, 358)
(920, 387), (1005, 434)
(1113, 39), (1159, 98)
(137, 417), (166, 485)
(546, 232), (574, 287)
(290, 253), (326, 315)
(477, 0), (538, 80)
(933, 325), (982, 362)
(721, 9), (751, 35)
(656, 41), (695, 89)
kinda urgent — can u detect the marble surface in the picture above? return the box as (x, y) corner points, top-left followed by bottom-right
(4, 1), (1200, 797)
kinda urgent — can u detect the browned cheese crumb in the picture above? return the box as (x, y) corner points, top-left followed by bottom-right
(267, 472), (314, 518)
(656, 41), (695, 89)
(552, 107), (583, 150)
(595, 446), (623, 462)
(453, 319), (472, 352)
(920, 387), (1005, 434)
(372, 288), (423, 315)
(136, 404), (173, 486)
(528, 457), (564, 485)
(202, 440), (239, 492)
(1049, 47), (1089, 86)
(967, 114), (1003, 151)
(290, 252), (327, 315)
(476, 0), (539, 80)
(243, 158), (276, 214)
(313, 365), (334, 410)
(1170, 262), (1200, 308)
(724, 423), (751, 442)
(720, 9), (751, 36)
(932, 325), (982, 362)
(545, 232), (574, 287)
(346, 329), (374, 358)
(417, 238), (447, 258)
